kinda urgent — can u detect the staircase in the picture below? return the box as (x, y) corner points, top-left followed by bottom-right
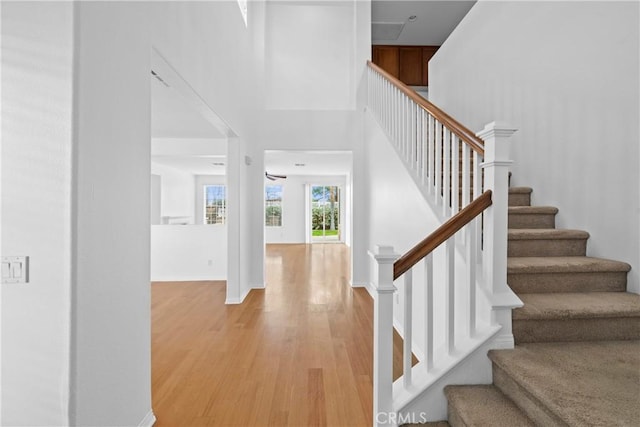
(441, 186), (640, 425)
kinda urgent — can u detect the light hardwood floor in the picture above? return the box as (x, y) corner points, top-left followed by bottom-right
(152, 244), (376, 426)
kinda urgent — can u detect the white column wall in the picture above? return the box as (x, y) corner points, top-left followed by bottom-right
(72, 3), (153, 425)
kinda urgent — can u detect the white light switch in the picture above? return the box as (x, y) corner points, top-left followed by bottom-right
(1, 256), (29, 284)
(12, 262), (22, 278)
(1, 262), (10, 279)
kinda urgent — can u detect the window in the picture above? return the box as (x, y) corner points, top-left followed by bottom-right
(265, 185), (283, 227)
(204, 185), (226, 225)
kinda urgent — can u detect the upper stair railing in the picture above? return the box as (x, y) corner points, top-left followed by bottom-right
(367, 61), (522, 426)
(367, 61), (485, 217)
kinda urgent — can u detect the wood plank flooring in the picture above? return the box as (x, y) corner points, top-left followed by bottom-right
(151, 244), (376, 426)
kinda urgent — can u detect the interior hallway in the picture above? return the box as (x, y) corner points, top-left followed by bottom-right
(151, 244), (374, 426)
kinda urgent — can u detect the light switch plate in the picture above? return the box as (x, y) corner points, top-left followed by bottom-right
(1, 256), (29, 284)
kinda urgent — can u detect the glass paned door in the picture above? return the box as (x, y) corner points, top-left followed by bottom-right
(311, 185), (340, 242)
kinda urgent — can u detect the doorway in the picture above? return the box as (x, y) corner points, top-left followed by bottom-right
(310, 185), (341, 243)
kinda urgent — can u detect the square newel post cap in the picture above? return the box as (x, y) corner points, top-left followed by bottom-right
(368, 245), (400, 263)
(476, 121), (518, 140)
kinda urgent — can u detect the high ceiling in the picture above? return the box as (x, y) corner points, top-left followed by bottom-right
(372, 0), (476, 45)
(151, 2), (476, 176)
(265, 151), (352, 177)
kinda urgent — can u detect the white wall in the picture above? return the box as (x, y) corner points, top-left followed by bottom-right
(264, 175), (347, 244)
(226, 136), (253, 303)
(151, 162), (195, 223)
(72, 2), (152, 425)
(265, 1), (355, 110)
(150, 225), (227, 281)
(1, 3), (73, 425)
(430, 1), (640, 293)
(150, 174), (161, 225)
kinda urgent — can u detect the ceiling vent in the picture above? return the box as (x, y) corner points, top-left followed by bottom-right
(372, 22), (405, 41)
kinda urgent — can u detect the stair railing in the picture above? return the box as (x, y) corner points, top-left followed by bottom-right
(367, 61), (522, 426)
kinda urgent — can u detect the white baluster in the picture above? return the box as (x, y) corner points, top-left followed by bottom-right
(462, 145), (470, 207)
(395, 88), (399, 147)
(473, 150), (483, 263)
(420, 109), (426, 184)
(410, 102), (416, 169)
(403, 269), (413, 388)
(445, 237), (455, 354)
(434, 121), (442, 206)
(427, 115), (434, 192)
(372, 69), (376, 117)
(451, 135), (460, 215)
(424, 253), (434, 371)
(443, 129), (451, 217)
(382, 78), (387, 130)
(467, 217), (477, 337)
(477, 122), (522, 348)
(369, 245), (400, 426)
(403, 95), (408, 161)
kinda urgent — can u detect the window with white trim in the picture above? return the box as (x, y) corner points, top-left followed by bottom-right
(204, 185), (226, 225)
(265, 185), (283, 227)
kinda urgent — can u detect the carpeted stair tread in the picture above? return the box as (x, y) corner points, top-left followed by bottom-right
(507, 256), (631, 293)
(508, 206), (558, 214)
(508, 229), (589, 257)
(508, 256), (631, 273)
(508, 187), (532, 194)
(444, 385), (535, 426)
(508, 206), (558, 229)
(488, 341), (640, 426)
(508, 187), (532, 206)
(508, 228), (589, 240)
(514, 292), (640, 320)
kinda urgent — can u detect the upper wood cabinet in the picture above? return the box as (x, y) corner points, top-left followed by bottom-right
(372, 45), (439, 86)
(372, 46), (399, 79)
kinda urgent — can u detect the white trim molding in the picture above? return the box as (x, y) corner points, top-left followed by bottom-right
(138, 410), (156, 427)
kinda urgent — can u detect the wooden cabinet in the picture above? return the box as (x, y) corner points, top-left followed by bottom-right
(372, 45), (439, 86)
(372, 46), (399, 78)
(399, 47), (422, 85)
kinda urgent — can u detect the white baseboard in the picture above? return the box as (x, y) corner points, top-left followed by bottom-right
(139, 410), (156, 427)
(491, 332), (515, 350)
(225, 285), (255, 304)
(351, 281), (377, 299)
(363, 281), (376, 298)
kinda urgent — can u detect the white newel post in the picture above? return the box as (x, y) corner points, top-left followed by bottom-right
(369, 245), (400, 427)
(477, 122), (523, 348)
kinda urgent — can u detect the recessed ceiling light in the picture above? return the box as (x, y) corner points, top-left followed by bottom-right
(294, 163), (306, 167)
(408, 15), (417, 22)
